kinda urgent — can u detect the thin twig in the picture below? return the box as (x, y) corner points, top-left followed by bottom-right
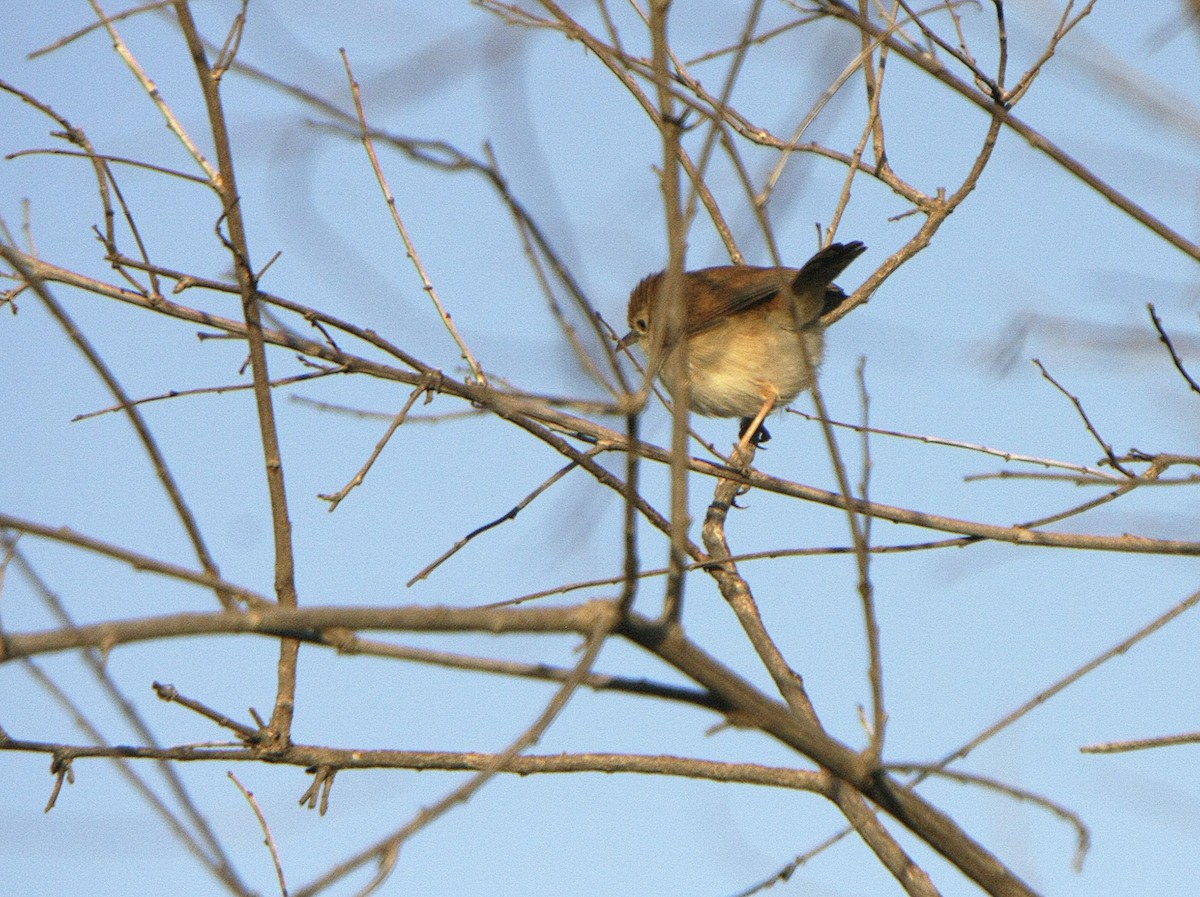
(1004, 0), (1101, 107)
(73, 367), (345, 422)
(483, 535), (980, 608)
(340, 49), (486, 386)
(407, 455), (588, 586)
(319, 378), (436, 512)
(211, 0), (248, 82)
(727, 826), (852, 897)
(154, 682), (262, 743)
(930, 585), (1200, 774)
(789, 408), (1123, 479)
(1082, 730), (1200, 754)
(680, 0), (763, 251)
(87, 0), (218, 181)
(1032, 358), (1132, 476)
(485, 142), (619, 395)
(886, 763), (1090, 872)
(29, 0), (175, 58)
(967, 470), (1197, 486)
(1147, 303), (1200, 395)
(757, 27), (888, 209)
(290, 394), (482, 424)
(0, 511), (271, 607)
(44, 756), (73, 812)
(893, 0), (1000, 98)
(5, 147), (210, 184)
(228, 773), (289, 897)
(322, 631), (730, 712)
(799, 338), (884, 761)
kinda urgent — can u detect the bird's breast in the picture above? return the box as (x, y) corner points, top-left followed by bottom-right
(659, 320), (824, 418)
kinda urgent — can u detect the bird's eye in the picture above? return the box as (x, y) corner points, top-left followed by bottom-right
(635, 316), (649, 333)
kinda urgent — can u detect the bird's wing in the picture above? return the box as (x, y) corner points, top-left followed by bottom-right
(683, 267), (794, 335)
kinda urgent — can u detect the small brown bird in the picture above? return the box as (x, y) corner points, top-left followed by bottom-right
(621, 241), (866, 450)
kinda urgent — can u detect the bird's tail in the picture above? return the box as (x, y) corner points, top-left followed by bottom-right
(790, 241), (867, 296)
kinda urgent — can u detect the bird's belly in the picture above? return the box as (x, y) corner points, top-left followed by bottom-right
(662, 328), (824, 418)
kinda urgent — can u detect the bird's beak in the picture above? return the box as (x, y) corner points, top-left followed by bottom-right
(616, 330), (640, 351)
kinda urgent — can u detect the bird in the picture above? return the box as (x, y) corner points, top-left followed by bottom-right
(620, 241), (866, 452)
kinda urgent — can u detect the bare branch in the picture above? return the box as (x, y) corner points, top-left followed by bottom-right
(172, 0), (301, 746)
(1032, 358), (1132, 476)
(1148, 303), (1200, 396)
(228, 773), (289, 897)
(340, 49), (487, 386)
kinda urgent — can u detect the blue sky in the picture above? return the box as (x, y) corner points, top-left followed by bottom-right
(3, 3), (1200, 896)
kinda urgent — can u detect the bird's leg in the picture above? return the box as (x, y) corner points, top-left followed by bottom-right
(738, 418), (772, 447)
(735, 387), (778, 456)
